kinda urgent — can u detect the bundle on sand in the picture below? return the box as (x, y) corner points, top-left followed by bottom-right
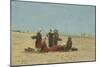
(31, 36), (37, 39)
(24, 47), (35, 52)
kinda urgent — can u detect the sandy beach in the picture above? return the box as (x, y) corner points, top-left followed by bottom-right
(11, 32), (96, 66)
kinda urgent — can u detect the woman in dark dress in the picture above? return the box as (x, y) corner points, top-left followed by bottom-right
(66, 37), (72, 50)
(31, 31), (42, 52)
(47, 29), (54, 48)
(53, 29), (61, 45)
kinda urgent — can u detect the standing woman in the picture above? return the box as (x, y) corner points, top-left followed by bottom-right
(31, 29), (42, 52)
(47, 29), (54, 48)
(53, 29), (61, 45)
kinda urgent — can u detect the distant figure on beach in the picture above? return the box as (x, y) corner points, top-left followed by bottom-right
(66, 36), (72, 50)
(53, 29), (62, 45)
(31, 29), (42, 52)
(47, 29), (54, 48)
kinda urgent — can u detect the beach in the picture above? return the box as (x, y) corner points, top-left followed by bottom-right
(11, 32), (95, 66)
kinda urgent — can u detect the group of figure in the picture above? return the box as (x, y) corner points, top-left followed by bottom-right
(31, 29), (72, 52)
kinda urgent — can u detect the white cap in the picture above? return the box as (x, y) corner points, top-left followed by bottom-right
(49, 27), (54, 33)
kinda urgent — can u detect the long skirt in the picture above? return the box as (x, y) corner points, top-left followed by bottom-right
(35, 40), (42, 49)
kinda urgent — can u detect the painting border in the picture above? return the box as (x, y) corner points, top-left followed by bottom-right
(10, 0), (96, 67)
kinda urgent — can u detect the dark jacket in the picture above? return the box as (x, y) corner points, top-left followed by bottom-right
(54, 32), (61, 45)
(47, 32), (54, 47)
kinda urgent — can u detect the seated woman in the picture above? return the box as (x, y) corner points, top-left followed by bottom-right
(58, 37), (72, 51)
(66, 36), (72, 51)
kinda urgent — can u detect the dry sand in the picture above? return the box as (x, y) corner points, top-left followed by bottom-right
(11, 32), (96, 66)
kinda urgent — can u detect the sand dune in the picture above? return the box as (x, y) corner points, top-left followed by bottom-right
(11, 32), (96, 66)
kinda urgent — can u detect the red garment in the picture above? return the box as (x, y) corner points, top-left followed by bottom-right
(42, 48), (49, 52)
(35, 40), (42, 48)
(49, 45), (60, 52)
(34, 32), (42, 49)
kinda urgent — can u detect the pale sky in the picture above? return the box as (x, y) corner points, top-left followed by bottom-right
(11, 1), (96, 35)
